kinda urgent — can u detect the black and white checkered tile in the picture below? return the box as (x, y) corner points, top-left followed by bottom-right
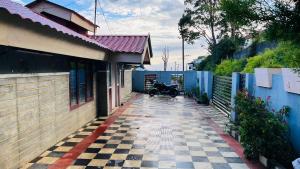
(68, 96), (248, 169)
(23, 117), (108, 169)
(24, 95), (249, 169)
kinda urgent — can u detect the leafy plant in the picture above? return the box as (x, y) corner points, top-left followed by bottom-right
(281, 42), (300, 72)
(263, 0), (300, 42)
(235, 91), (296, 167)
(194, 87), (200, 98)
(179, 0), (220, 46)
(185, 90), (193, 98)
(195, 37), (245, 71)
(215, 59), (247, 76)
(197, 93), (209, 105)
(186, 87), (199, 98)
(242, 41), (300, 73)
(195, 55), (216, 71)
(220, 0), (258, 39)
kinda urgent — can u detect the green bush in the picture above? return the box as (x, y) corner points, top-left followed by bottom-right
(215, 59), (247, 76)
(235, 91), (296, 167)
(282, 42), (300, 71)
(196, 55), (216, 71)
(243, 41), (300, 73)
(196, 93), (209, 105)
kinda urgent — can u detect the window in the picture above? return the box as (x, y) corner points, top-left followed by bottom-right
(70, 62), (78, 107)
(78, 63), (86, 104)
(69, 61), (93, 109)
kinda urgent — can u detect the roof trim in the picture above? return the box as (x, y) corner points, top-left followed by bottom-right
(146, 34), (153, 58)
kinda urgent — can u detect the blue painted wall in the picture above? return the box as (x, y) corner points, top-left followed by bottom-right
(197, 71), (204, 94)
(195, 71), (214, 100)
(132, 71), (197, 92)
(248, 74), (300, 153)
(231, 73), (240, 122)
(204, 71), (213, 99)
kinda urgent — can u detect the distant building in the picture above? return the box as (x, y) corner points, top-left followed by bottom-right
(188, 56), (206, 70)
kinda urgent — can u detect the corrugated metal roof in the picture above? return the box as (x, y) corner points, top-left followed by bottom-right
(0, 0), (108, 50)
(92, 35), (149, 54)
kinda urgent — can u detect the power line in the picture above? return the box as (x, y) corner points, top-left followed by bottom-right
(97, 0), (113, 34)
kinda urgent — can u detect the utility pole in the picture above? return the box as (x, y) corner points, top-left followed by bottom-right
(182, 38), (185, 71)
(181, 36), (185, 92)
(93, 0), (97, 36)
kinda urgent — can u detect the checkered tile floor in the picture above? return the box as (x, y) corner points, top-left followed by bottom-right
(24, 95), (249, 169)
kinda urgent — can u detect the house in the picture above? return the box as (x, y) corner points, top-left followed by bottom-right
(26, 0), (98, 35)
(0, 0), (152, 168)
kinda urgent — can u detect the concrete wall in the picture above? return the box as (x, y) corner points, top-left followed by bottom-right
(120, 70), (132, 103)
(132, 71), (197, 93)
(0, 73), (97, 169)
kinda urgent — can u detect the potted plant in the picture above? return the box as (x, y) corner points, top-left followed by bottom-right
(282, 68), (300, 94)
(255, 68), (281, 88)
(196, 93), (209, 106)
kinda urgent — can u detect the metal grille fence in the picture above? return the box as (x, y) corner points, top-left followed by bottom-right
(212, 76), (232, 115)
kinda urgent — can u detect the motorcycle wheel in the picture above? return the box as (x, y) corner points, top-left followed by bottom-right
(170, 89), (179, 98)
(149, 89), (157, 97)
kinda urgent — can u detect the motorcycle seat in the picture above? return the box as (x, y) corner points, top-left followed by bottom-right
(166, 84), (178, 88)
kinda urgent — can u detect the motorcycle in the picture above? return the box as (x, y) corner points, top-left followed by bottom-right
(148, 80), (179, 97)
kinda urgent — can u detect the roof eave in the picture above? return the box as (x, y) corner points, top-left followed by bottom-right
(146, 34), (153, 58)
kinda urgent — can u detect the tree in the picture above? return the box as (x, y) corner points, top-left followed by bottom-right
(180, 0), (300, 71)
(219, 0), (259, 39)
(161, 46), (169, 71)
(179, 0), (220, 48)
(262, 0), (300, 41)
(179, 0), (260, 72)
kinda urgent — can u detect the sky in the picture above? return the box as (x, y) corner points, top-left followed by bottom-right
(14, 0), (208, 70)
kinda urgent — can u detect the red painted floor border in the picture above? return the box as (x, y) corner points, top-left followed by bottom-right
(206, 117), (265, 169)
(49, 94), (141, 169)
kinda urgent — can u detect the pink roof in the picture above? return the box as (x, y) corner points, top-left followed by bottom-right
(0, 0), (109, 50)
(92, 35), (150, 54)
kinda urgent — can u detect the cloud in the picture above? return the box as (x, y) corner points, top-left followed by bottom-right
(34, 0), (208, 70)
